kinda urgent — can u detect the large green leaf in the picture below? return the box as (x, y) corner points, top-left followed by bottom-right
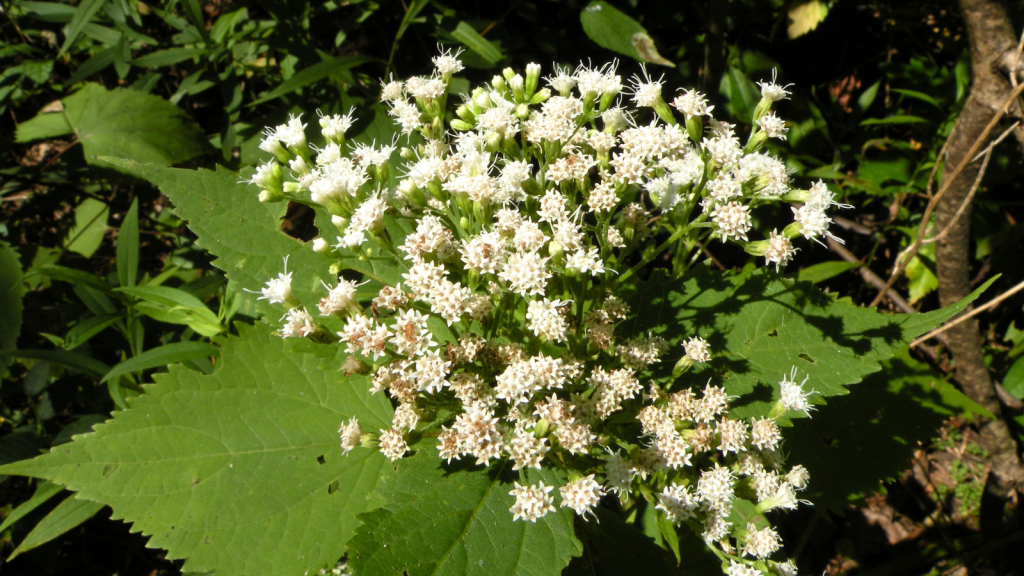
(580, 1), (673, 66)
(349, 451), (582, 576)
(787, 349), (991, 511)
(620, 266), (992, 419)
(18, 84), (210, 166)
(102, 160), (333, 321)
(0, 323), (394, 575)
(0, 241), (25, 376)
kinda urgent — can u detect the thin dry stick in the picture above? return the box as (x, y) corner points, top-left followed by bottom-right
(911, 277), (1024, 347)
(923, 121), (1018, 245)
(868, 82), (1024, 308)
(924, 142), (993, 245)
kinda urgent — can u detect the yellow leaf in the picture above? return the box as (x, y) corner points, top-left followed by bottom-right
(787, 1), (829, 39)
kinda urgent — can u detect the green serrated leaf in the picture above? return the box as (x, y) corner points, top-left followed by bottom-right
(349, 450), (582, 576)
(0, 323), (393, 575)
(0, 241), (25, 377)
(788, 349), (991, 511)
(102, 160), (334, 324)
(59, 84), (210, 166)
(580, 1), (673, 66)
(620, 267), (991, 419)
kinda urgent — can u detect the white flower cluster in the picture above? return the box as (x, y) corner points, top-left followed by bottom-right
(247, 50), (842, 576)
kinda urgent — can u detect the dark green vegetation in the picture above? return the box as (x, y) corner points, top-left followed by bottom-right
(1, 1), (1023, 574)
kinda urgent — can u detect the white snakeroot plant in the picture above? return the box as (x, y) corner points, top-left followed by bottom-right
(246, 51), (850, 575)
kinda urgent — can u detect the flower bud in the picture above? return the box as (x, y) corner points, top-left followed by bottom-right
(525, 63), (541, 97)
(529, 87), (551, 105)
(456, 104), (476, 122)
(312, 237), (332, 254)
(509, 74), (525, 102)
(601, 108), (629, 134)
(491, 75), (508, 93)
(259, 189), (284, 203)
(451, 119), (474, 131)
(502, 67), (516, 82)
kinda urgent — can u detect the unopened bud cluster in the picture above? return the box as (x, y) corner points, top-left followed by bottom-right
(248, 49), (842, 576)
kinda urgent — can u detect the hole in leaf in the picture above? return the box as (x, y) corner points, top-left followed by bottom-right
(798, 353), (816, 363)
(328, 480), (340, 495)
(317, 455), (326, 465)
(767, 329), (779, 337)
(281, 202), (319, 241)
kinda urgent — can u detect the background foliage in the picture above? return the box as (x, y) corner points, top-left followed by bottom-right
(1, 0), (1022, 574)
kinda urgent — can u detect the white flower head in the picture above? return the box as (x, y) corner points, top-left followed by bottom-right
(339, 417), (362, 454)
(757, 69), (792, 102)
(260, 256), (294, 305)
(779, 367), (816, 416)
(509, 481), (555, 522)
(683, 337), (711, 362)
(319, 109), (356, 141)
(758, 112), (788, 140)
(433, 46), (465, 76)
(559, 475), (605, 519)
(763, 229), (796, 271)
(628, 64), (664, 107)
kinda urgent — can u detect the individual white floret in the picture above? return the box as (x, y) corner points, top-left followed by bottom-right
(671, 89), (714, 117)
(742, 523), (782, 559)
(696, 463), (736, 512)
(763, 229), (796, 271)
(712, 201), (752, 241)
(319, 109), (355, 141)
(388, 100), (422, 133)
(657, 484), (698, 523)
(526, 298), (570, 342)
(378, 428), (408, 461)
(717, 417), (749, 454)
(566, 247), (606, 276)
(318, 277), (364, 316)
(508, 428), (548, 470)
(509, 481), (555, 522)
(432, 46), (464, 76)
(779, 367), (815, 416)
(499, 251), (551, 296)
(758, 112), (788, 140)
(628, 65), (664, 107)
(260, 256), (294, 304)
(787, 464), (811, 490)
(559, 475), (605, 519)
(280, 307), (315, 338)
(750, 417), (782, 451)
(339, 417), (362, 454)
(276, 114), (307, 148)
(380, 75), (405, 101)
(683, 336), (711, 362)
(757, 70), (792, 102)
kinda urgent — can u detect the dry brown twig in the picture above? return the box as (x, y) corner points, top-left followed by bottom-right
(868, 82), (1024, 308)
